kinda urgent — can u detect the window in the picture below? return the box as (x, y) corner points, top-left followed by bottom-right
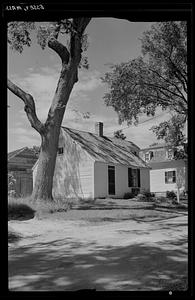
(145, 152), (150, 162)
(167, 149), (173, 159)
(128, 168), (140, 187)
(58, 147), (64, 155)
(145, 151), (153, 162)
(165, 171), (176, 184)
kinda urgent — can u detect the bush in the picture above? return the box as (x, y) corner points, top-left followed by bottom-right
(8, 198), (35, 220)
(155, 196), (168, 203)
(135, 193), (147, 201)
(166, 190), (177, 199)
(123, 192), (135, 199)
(142, 190), (155, 199)
(131, 188), (140, 196)
(8, 172), (16, 197)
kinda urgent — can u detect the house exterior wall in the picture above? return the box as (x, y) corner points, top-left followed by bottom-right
(33, 130), (94, 199)
(94, 162), (150, 198)
(140, 168), (150, 191)
(149, 160), (187, 195)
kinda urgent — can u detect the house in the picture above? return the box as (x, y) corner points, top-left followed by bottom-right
(8, 147), (39, 197)
(139, 143), (188, 196)
(33, 122), (150, 199)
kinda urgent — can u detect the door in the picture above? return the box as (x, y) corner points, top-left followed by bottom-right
(108, 166), (115, 195)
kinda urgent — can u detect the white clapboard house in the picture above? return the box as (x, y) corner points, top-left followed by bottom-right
(139, 143), (188, 196)
(33, 122), (150, 199)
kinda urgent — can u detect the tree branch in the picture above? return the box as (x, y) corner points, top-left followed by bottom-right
(145, 92), (187, 115)
(48, 37), (69, 64)
(7, 79), (45, 134)
(142, 80), (186, 102)
(168, 57), (187, 92)
(148, 68), (187, 102)
(70, 18), (91, 63)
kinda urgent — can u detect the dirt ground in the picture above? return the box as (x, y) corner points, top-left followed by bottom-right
(8, 213), (188, 291)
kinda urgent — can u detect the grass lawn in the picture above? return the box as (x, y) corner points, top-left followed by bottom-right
(37, 207), (182, 224)
(8, 196), (187, 222)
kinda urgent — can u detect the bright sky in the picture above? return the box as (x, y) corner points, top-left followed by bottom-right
(8, 18), (172, 152)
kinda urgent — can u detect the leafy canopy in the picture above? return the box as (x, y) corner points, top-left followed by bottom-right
(102, 21), (187, 126)
(7, 21), (89, 69)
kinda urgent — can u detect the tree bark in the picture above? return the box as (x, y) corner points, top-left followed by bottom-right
(176, 186), (180, 204)
(32, 65), (78, 201)
(32, 127), (60, 201)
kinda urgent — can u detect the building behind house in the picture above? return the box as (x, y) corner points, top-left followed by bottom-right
(8, 147), (39, 197)
(139, 143), (188, 196)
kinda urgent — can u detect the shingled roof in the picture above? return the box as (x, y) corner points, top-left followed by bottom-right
(62, 127), (149, 168)
(8, 147), (27, 160)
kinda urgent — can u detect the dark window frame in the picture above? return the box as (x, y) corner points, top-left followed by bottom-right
(165, 170), (176, 184)
(128, 168), (140, 187)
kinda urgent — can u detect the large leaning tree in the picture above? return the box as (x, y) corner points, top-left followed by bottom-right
(102, 21), (187, 154)
(8, 19), (91, 201)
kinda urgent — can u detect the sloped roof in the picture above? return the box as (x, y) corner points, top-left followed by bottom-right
(62, 127), (149, 168)
(140, 143), (167, 151)
(8, 147), (27, 160)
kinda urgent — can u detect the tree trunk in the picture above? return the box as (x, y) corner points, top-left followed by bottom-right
(32, 66), (78, 202)
(176, 186), (180, 203)
(32, 126), (60, 201)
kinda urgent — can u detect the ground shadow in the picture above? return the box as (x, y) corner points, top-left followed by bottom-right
(8, 231), (22, 244)
(9, 236), (188, 291)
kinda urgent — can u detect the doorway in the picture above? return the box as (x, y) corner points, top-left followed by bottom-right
(108, 165), (115, 195)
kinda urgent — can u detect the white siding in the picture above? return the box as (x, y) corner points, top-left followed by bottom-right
(94, 162), (108, 198)
(140, 168), (150, 191)
(150, 160), (187, 194)
(94, 162), (150, 198)
(33, 130), (94, 199)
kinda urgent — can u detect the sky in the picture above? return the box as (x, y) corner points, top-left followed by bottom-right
(8, 18), (173, 152)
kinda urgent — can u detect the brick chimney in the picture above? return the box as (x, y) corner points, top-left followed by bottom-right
(95, 122), (103, 137)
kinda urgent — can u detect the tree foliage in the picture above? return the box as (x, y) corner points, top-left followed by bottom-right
(8, 172), (16, 197)
(151, 114), (187, 159)
(102, 21), (187, 129)
(30, 145), (40, 156)
(8, 22), (36, 53)
(151, 114), (186, 146)
(8, 20), (89, 69)
(114, 129), (126, 140)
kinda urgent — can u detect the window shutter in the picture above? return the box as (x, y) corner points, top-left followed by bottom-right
(165, 172), (168, 183)
(173, 171), (176, 183)
(137, 169), (140, 187)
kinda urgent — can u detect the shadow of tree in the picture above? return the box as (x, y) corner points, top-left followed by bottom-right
(9, 236), (188, 291)
(8, 231), (22, 244)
